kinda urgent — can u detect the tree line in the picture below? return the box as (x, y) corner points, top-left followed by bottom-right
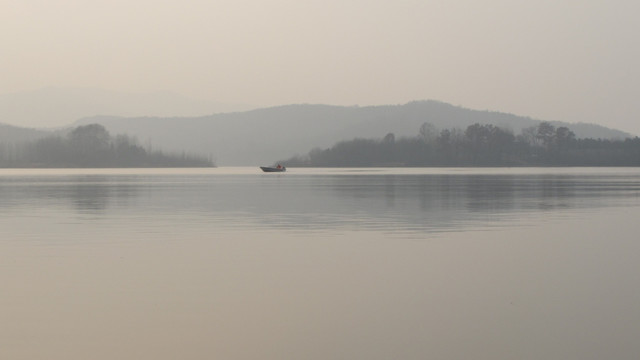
(281, 122), (640, 167)
(0, 124), (214, 167)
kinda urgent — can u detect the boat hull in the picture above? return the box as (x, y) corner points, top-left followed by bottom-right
(260, 166), (286, 172)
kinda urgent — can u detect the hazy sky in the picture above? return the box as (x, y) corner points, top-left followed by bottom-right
(2, 0), (639, 134)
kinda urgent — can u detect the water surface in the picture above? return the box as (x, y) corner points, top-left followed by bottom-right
(1, 167), (639, 359)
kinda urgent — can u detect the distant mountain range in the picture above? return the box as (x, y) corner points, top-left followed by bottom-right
(0, 94), (634, 165)
(0, 87), (255, 128)
(74, 101), (632, 165)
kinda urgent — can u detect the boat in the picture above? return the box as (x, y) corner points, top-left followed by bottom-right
(260, 165), (286, 172)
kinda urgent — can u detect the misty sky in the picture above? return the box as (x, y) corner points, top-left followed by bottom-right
(2, 0), (639, 134)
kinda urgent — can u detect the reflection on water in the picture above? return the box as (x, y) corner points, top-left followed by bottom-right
(2, 168), (640, 360)
(1, 168), (639, 236)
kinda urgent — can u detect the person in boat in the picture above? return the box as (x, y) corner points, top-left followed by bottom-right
(276, 164), (282, 169)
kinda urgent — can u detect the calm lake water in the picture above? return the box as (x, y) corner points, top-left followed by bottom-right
(2, 167), (640, 359)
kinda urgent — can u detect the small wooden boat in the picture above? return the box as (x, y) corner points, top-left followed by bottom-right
(260, 165), (286, 172)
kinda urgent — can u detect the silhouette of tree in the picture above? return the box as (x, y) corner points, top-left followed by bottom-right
(555, 126), (576, 149)
(419, 122), (438, 144)
(536, 122), (556, 148)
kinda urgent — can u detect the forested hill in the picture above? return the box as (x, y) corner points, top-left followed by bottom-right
(0, 124), (213, 168)
(0, 123), (50, 143)
(280, 122), (640, 167)
(73, 101), (632, 165)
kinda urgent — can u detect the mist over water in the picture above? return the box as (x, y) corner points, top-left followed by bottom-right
(2, 167), (640, 359)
